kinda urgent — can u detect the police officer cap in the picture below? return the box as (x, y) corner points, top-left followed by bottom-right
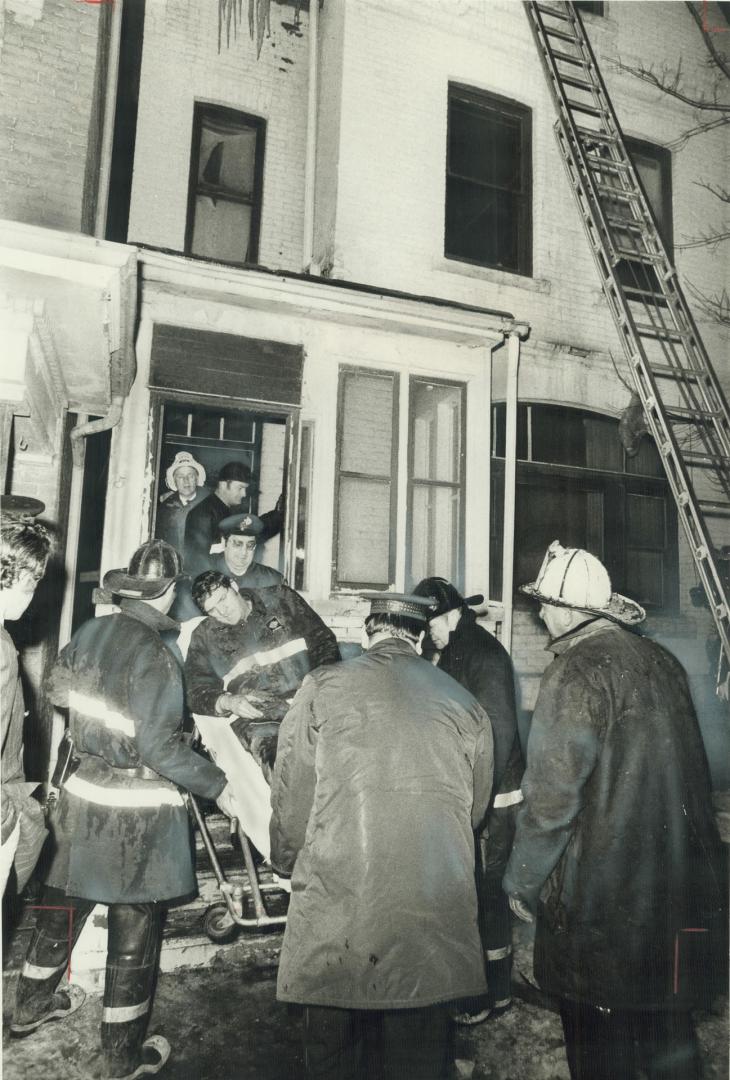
(103, 540), (185, 599)
(218, 513), (264, 539)
(360, 591), (435, 623)
(0, 495), (45, 519)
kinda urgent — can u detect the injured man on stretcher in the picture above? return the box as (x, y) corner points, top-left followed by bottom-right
(183, 571), (340, 857)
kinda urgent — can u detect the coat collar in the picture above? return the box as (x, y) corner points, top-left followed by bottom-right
(119, 597), (179, 634)
(548, 616), (620, 655)
(366, 636), (420, 658)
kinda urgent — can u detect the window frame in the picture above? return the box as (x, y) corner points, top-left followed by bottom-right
(405, 375), (467, 590)
(184, 102), (266, 268)
(445, 83), (533, 277)
(148, 388), (300, 581)
(489, 403), (679, 612)
(332, 366), (400, 591)
(624, 135), (673, 255)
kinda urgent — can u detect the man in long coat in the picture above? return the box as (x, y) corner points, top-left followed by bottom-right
(11, 541), (234, 1080)
(1, 506), (52, 894)
(414, 577), (523, 1024)
(155, 451), (208, 553)
(270, 592), (494, 1080)
(504, 541), (727, 1080)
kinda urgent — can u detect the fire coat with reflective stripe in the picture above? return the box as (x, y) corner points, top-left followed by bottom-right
(185, 584), (339, 720)
(43, 599), (226, 904)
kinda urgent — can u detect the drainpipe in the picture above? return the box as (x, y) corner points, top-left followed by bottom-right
(70, 392), (125, 467)
(94, 0), (124, 238)
(302, 0), (319, 272)
(501, 324), (529, 652)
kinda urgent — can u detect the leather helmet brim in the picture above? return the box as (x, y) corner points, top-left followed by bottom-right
(102, 569), (186, 600)
(519, 582), (645, 626)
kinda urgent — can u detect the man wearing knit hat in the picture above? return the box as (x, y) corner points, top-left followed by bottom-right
(504, 541), (726, 1080)
(155, 451), (208, 553)
(413, 577), (523, 1025)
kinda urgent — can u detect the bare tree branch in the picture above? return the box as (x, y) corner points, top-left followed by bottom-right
(694, 179), (730, 203)
(685, 1), (730, 83)
(666, 113), (730, 149)
(614, 58), (730, 111)
(687, 280), (730, 325)
(676, 229), (730, 250)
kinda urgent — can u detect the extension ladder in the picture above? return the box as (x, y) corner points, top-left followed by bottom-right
(525, 0), (730, 681)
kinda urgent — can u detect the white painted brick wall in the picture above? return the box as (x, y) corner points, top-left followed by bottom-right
(128, 0), (312, 270)
(0, 0), (101, 231)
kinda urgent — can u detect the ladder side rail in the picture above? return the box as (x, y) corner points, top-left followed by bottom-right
(554, 124), (730, 655)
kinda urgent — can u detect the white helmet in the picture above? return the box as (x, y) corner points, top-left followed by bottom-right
(521, 540), (645, 626)
(165, 452), (206, 492)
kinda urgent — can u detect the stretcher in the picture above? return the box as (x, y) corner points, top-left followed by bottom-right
(190, 712), (289, 941)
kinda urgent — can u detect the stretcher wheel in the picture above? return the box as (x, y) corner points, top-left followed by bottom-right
(203, 903), (238, 943)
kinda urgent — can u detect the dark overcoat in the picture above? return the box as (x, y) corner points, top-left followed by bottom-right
(45, 600), (226, 904)
(503, 619), (726, 1009)
(270, 637), (494, 1009)
(155, 487), (208, 554)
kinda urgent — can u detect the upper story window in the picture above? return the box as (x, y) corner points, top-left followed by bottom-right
(446, 84), (532, 276)
(624, 137), (673, 253)
(490, 403), (678, 611)
(333, 368), (466, 591)
(185, 104), (266, 267)
(574, 2), (605, 14)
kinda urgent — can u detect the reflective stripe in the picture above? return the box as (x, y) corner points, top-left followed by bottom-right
(223, 638), (307, 689)
(69, 691), (135, 739)
(22, 960), (66, 981)
(493, 788), (523, 809)
(102, 997), (151, 1023)
(493, 997), (512, 1009)
(64, 774), (184, 808)
(486, 945), (512, 961)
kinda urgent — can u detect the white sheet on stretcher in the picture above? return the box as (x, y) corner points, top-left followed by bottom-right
(193, 712), (273, 861)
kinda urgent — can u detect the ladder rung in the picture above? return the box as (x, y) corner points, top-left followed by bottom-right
(596, 183), (639, 200)
(614, 248), (664, 264)
(666, 406), (721, 421)
(551, 47), (588, 66)
(605, 215), (645, 234)
(683, 450), (730, 466)
(561, 73), (595, 92)
(698, 501), (730, 516)
(566, 99), (603, 117)
(635, 323), (689, 343)
(650, 365), (701, 380)
(576, 126), (619, 145)
(535, 2), (574, 19)
(543, 24), (581, 43)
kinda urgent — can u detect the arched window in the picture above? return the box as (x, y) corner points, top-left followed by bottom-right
(490, 403), (679, 611)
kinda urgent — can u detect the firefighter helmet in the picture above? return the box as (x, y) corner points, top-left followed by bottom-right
(103, 540), (185, 599)
(520, 540), (645, 625)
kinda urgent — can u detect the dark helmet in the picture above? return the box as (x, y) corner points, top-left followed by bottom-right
(103, 540), (185, 599)
(412, 577), (484, 618)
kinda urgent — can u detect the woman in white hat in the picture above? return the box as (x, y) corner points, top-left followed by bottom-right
(155, 452), (208, 554)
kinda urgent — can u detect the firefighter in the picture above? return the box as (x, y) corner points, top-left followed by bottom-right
(504, 541), (727, 1080)
(11, 540), (235, 1080)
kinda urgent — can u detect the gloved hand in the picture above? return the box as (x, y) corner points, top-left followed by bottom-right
(216, 692), (264, 719)
(508, 895), (534, 923)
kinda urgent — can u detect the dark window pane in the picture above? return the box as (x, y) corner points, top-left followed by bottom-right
(626, 492), (665, 548)
(223, 413), (256, 444)
(191, 409), (220, 439)
(198, 120), (257, 197)
(191, 197), (252, 264)
(166, 405), (189, 436)
(575, 2), (604, 13)
(625, 549), (664, 607)
(449, 100), (522, 189)
(411, 381), (462, 482)
(514, 479), (603, 591)
(492, 403), (528, 460)
(585, 414), (623, 471)
(445, 178), (521, 270)
(531, 405), (586, 466)
(337, 476), (391, 585)
(625, 433), (664, 477)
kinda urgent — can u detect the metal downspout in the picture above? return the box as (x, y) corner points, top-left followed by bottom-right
(302, 0), (319, 272)
(94, 0), (124, 238)
(69, 394), (125, 467)
(501, 327), (528, 652)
